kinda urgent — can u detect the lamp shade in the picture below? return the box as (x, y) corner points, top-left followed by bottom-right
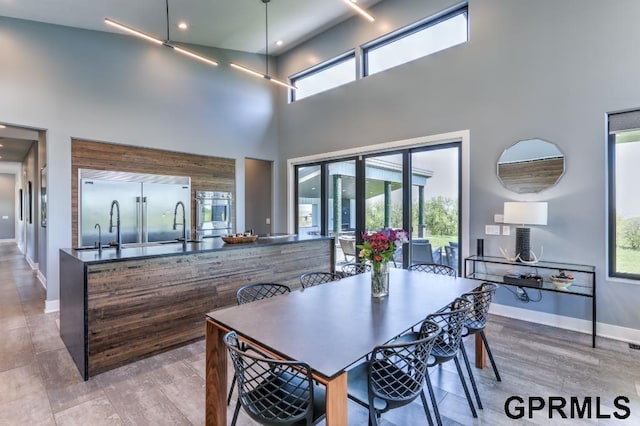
(503, 202), (548, 226)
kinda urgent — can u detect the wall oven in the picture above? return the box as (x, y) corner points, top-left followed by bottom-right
(196, 191), (232, 238)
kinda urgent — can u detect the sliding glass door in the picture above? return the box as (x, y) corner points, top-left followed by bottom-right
(411, 145), (460, 271)
(295, 142), (461, 272)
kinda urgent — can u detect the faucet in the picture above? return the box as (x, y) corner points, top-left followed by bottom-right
(173, 201), (187, 246)
(94, 223), (102, 254)
(109, 200), (121, 251)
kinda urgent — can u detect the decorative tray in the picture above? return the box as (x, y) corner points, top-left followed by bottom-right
(549, 274), (574, 289)
(221, 235), (258, 244)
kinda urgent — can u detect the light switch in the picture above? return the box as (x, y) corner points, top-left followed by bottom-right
(265, 218), (271, 225)
(494, 214), (504, 223)
(485, 225), (501, 235)
(502, 225), (511, 236)
(1, 216), (7, 220)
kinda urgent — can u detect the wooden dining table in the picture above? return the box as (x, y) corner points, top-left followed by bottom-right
(205, 268), (481, 425)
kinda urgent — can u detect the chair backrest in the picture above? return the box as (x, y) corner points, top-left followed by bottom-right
(341, 262), (371, 276)
(425, 297), (472, 362)
(300, 272), (341, 288)
(236, 283), (291, 305)
(368, 320), (441, 408)
(408, 263), (457, 276)
(338, 237), (356, 256)
(224, 331), (317, 425)
(411, 241), (434, 264)
(444, 245), (458, 268)
(462, 282), (498, 333)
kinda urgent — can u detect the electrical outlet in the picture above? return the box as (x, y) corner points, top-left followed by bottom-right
(502, 225), (511, 236)
(485, 225), (501, 235)
(494, 214), (504, 223)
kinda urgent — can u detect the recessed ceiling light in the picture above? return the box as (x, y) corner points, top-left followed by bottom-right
(0, 144), (3, 147)
(178, 22), (188, 30)
(276, 40), (283, 46)
(0, 125), (5, 129)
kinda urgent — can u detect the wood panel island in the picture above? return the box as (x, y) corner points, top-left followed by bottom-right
(59, 235), (334, 380)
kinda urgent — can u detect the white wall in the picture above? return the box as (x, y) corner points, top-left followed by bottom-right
(0, 16), (282, 305)
(277, 0), (640, 330)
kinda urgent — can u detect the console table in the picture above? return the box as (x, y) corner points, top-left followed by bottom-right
(464, 255), (596, 347)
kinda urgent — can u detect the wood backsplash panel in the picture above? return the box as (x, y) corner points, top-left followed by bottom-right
(71, 139), (235, 245)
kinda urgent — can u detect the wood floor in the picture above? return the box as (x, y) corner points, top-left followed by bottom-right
(1, 242), (639, 425)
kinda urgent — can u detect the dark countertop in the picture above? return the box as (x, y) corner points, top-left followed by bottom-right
(61, 234), (332, 264)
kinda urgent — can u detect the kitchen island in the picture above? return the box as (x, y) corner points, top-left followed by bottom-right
(59, 235), (334, 379)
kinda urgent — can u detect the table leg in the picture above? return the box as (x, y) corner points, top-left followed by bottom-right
(475, 333), (487, 368)
(205, 320), (227, 426)
(325, 371), (348, 425)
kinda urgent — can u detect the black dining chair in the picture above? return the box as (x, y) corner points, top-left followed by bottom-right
(227, 282), (291, 405)
(224, 331), (327, 426)
(347, 320), (441, 426)
(236, 282), (291, 305)
(340, 262), (371, 276)
(458, 283), (501, 409)
(408, 263), (457, 277)
(392, 298), (478, 423)
(299, 272), (342, 288)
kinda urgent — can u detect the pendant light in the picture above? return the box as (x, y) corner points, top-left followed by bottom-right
(341, 0), (375, 22)
(230, 0), (297, 91)
(105, 0), (219, 68)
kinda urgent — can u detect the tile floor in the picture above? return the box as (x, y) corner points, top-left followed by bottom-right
(1, 242), (639, 425)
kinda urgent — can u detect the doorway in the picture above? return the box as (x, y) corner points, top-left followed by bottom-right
(244, 158), (273, 235)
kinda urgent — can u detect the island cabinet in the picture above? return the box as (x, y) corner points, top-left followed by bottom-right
(60, 236), (334, 379)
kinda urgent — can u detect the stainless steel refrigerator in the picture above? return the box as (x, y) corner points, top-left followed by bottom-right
(79, 169), (191, 247)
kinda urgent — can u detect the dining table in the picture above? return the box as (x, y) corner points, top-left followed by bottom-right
(205, 268), (482, 425)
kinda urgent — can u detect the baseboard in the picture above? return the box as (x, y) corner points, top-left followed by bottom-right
(490, 303), (640, 345)
(37, 270), (47, 290)
(0, 238), (16, 243)
(44, 299), (59, 314)
(25, 255), (38, 271)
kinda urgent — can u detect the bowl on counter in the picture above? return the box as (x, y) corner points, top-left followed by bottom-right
(221, 235), (259, 244)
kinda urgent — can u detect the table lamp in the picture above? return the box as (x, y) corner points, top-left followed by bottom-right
(503, 202), (548, 262)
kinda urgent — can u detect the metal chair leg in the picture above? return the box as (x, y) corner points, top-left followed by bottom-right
(480, 330), (502, 382)
(424, 370), (443, 426)
(460, 343), (483, 409)
(227, 373), (236, 405)
(453, 356), (478, 418)
(231, 399), (241, 426)
(420, 389), (435, 426)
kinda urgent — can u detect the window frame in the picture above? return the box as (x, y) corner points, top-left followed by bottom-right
(608, 121), (640, 281)
(362, 3), (469, 77)
(290, 50), (356, 102)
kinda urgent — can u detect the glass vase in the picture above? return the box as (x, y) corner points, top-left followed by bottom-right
(371, 261), (389, 298)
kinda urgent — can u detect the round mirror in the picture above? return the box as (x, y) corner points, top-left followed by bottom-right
(497, 138), (565, 193)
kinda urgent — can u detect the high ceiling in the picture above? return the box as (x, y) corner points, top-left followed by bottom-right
(0, 0), (382, 55)
(0, 1), (382, 162)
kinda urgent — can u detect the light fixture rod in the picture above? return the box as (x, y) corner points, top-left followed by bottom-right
(342, 0), (375, 22)
(230, 63), (297, 90)
(105, 10), (219, 69)
(264, 0), (269, 76)
(104, 18), (164, 45)
(166, 0), (170, 41)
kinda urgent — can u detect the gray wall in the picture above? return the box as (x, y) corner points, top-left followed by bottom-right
(0, 174), (16, 239)
(277, 0), (640, 330)
(0, 16), (282, 303)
